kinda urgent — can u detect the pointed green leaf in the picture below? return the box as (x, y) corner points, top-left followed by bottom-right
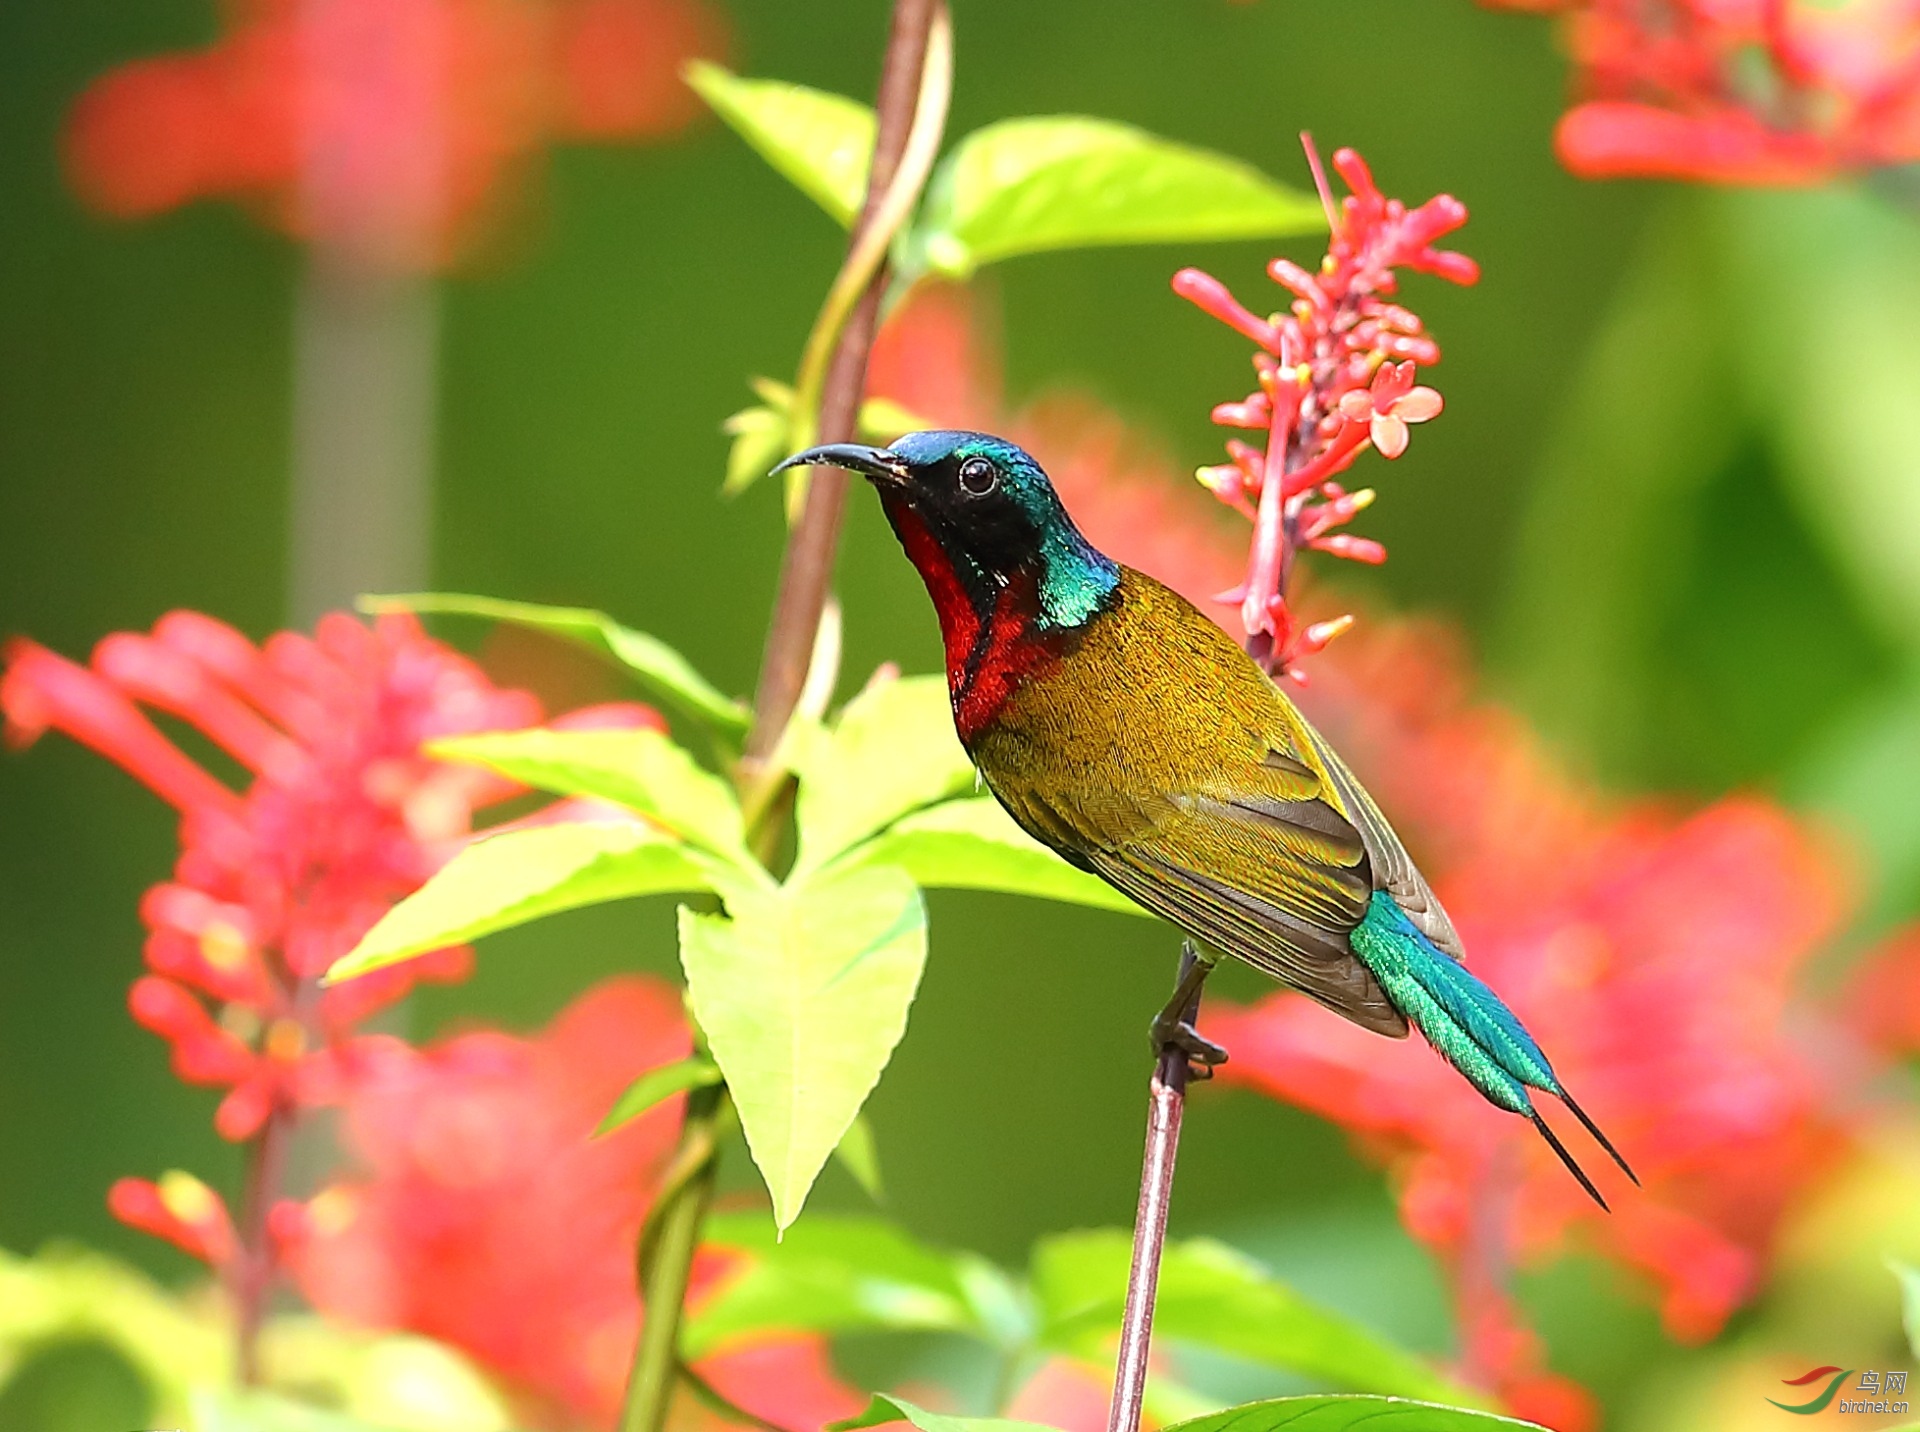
(360, 592), (748, 736)
(1031, 1231), (1478, 1405)
(793, 674), (976, 874)
(192, 1390), (420, 1432)
(428, 728), (754, 868)
(834, 1113), (885, 1201)
(329, 820), (716, 983)
(1892, 1258), (1920, 1359)
(595, 1055), (723, 1137)
(833, 1395), (1058, 1432)
(688, 1212), (982, 1355)
(687, 61), (875, 226)
(849, 797), (1142, 914)
(723, 402), (794, 496)
(915, 117), (1325, 278)
(1161, 1397), (1544, 1432)
(680, 864), (926, 1231)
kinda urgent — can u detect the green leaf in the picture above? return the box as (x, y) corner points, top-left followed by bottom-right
(722, 382), (925, 498)
(595, 1055), (723, 1137)
(329, 822), (714, 983)
(833, 1394), (1059, 1432)
(723, 401), (794, 497)
(360, 593), (748, 736)
(687, 61), (875, 226)
(192, 1390), (411, 1432)
(1161, 1397), (1544, 1432)
(793, 674), (976, 874)
(848, 797), (1142, 914)
(688, 1212), (983, 1356)
(1031, 1232), (1477, 1405)
(834, 1113), (884, 1200)
(914, 117), (1325, 278)
(1892, 1258), (1920, 1359)
(680, 864), (927, 1231)
(428, 728), (755, 868)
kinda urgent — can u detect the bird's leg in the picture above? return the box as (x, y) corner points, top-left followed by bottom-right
(1149, 943), (1226, 1079)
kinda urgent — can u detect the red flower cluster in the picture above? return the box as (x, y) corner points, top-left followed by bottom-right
(1482, 0), (1920, 183)
(867, 284), (1890, 1431)
(63, 0), (728, 266)
(1171, 144), (1476, 680)
(274, 974), (861, 1429)
(0, 612), (649, 1293)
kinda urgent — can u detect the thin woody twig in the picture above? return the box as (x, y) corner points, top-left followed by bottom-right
(618, 9), (950, 1432)
(743, 0), (950, 773)
(1107, 945), (1206, 1432)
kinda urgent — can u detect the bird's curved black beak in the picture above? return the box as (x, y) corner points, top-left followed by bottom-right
(770, 442), (911, 488)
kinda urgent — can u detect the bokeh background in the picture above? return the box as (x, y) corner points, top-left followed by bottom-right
(5, 1), (1920, 1429)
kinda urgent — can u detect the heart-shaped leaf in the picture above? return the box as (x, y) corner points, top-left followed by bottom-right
(1160, 1397), (1543, 1432)
(688, 1212), (986, 1355)
(361, 593), (748, 736)
(328, 821), (716, 983)
(687, 61), (875, 226)
(833, 1395), (1059, 1432)
(792, 674), (976, 875)
(681, 864), (927, 1231)
(428, 728), (754, 868)
(596, 1054), (723, 1137)
(915, 117), (1325, 278)
(847, 796), (1141, 914)
(1031, 1231), (1479, 1406)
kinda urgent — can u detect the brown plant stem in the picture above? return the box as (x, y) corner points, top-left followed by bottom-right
(618, 8), (948, 1432)
(742, 0), (944, 773)
(233, 1098), (295, 1384)
(1107, 947), (1205, 1432)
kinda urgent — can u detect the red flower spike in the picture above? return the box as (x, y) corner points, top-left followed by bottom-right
(1176, 141), (1473, 675)
(5, 609), (656, 1290)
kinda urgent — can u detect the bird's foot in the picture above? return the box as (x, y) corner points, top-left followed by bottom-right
(1150, 944), (1226, 1080)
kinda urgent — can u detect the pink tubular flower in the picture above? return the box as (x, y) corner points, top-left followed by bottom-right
(61, 0), (729, 267)
(276, 976), (865, 1430)
(1173, 141), (1477, 680)
(1482, 0), (1920, 183)
(3, 609), (659, 1303)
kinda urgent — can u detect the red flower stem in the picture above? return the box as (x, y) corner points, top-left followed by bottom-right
(232, 1097), (293, 1383)
(1107, 947), (1203, 1432)
(620, 9), (948, 1432)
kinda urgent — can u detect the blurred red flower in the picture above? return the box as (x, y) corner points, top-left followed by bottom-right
(1481, 0), (1920, 183)
(275, 975), (864, 1430)
(1, 610), (659, 1349)
(63, 0), (728, 266)
(869, 283), (1891, 1430)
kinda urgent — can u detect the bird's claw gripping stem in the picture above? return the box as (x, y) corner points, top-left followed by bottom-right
(1150, 945), (1226, 1080)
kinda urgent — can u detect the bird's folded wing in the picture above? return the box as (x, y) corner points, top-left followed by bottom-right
(1297, 720), (1465, 962)
(1070, 778), (1409, 1037)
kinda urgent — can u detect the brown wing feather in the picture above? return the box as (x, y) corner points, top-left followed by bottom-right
(1297, 719), (1465, 961)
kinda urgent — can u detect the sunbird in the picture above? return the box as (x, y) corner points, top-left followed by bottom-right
(775, 430), (1634, 1207)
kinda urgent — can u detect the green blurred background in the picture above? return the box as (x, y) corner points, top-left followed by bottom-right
(5, 0), (1918, 1422)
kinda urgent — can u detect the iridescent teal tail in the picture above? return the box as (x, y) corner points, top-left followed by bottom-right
(1349, 891), (1636, 1209)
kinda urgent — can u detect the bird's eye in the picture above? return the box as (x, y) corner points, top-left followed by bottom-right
(958, 456), (998, 496)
